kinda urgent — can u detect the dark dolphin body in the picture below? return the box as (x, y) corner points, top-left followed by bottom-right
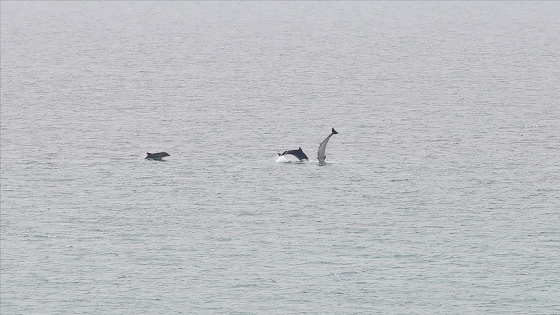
(277, 147), (309, 161)
(145, 152), (170, 160)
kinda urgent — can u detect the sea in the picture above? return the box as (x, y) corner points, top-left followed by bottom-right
(1, 2), (559, 314)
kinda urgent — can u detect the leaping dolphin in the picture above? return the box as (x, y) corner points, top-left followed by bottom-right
(277, 147), (309, 161)
(145, 152), (170, 160)
(317, 128), (338, 163)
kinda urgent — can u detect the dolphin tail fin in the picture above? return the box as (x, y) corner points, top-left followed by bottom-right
(332, 128), (338, 135)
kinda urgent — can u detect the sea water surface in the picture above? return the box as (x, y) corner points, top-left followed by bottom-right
(1, 2), (559, 314)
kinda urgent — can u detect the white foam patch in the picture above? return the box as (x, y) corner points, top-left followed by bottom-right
(275, 155), (292, 163)
(275, 155), (307, 163)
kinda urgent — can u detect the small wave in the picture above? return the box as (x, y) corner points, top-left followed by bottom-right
(276, 156), (339, 165)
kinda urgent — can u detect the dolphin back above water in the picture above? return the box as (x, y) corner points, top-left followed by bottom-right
(145, 152), (170, 160)
(317, 128), (338, 163)
(278, 147), (309, 161)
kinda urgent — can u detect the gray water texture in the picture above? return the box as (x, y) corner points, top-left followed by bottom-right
(1, 2), (559, 314)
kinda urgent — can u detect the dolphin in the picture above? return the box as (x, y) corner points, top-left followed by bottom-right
(277, 147), (309, 161)
(145, 152), (170, 160)
(317, 128), (338, 163)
